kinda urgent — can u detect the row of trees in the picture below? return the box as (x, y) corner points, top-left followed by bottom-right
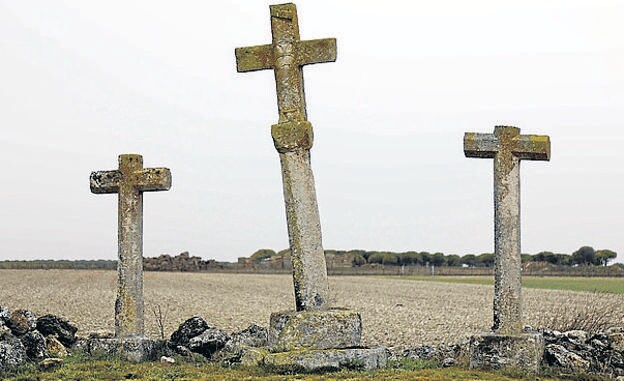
(249, 246), (618, 268)
(353, 246), (617, 267)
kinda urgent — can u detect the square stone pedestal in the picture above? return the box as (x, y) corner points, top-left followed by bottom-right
(243, 308), (388, 372)
(86, 336), (162, 362)
(269, 308), (362, 352)
(263, 346), (388, 372)
(469, 332), (544, 372)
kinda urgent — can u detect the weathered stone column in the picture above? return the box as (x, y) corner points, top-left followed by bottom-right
(234, 4), (386, 372)
(90, 154), (171, 339)
(464, 126), (550, 371)
(492, 128), (522, 335)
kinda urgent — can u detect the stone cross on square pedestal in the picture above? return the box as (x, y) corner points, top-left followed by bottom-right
(464, 126), (550, 371)
(464, 126), (550, 334)
(232, 5), (387, 371)
(90, 154), (171, 338)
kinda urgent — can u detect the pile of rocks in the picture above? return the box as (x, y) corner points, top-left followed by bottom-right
(0, 306), (77, 372)
(167, 316), (268, 364)
(542, 327), (624, 377)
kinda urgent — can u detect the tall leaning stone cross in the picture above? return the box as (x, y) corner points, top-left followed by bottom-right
(235, 3), (336, 311)
(464, 126), (550, 334)
(90, 154), (171, 338)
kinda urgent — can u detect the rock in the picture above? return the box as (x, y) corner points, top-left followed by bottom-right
(269, 309), (362, 352)
(188, 328), (231, 357)
(564, 330), (588, 345)
(240, 348), (269, 366)
(36, 315), (78, 347)
(46, 336), (69, 358)
(469, 333), (544, 372)
(231, 324), (267, 347)
(39, 357), (63, 371)
(171, 344), (193, 357)
(608, 332), (624, 352)
(21, 330), (47, 360)
(88, 330), (114, 339)
(0, 307), (10, 325)
(403, 344), (436, 360)
(160, 356), (175, 365)
(263, 346), (389, 373)
(170, 316), (210, 346)
(544, 344), (590, 370)
(7, 309), (37, 336)
(213, 325), (267, 364)
(87, 337), (159, 363)
(0, 325), (11, 339)
(441, 357), (455, 367)
(542, 329), (563, 344)
(0, 334), (27, 371)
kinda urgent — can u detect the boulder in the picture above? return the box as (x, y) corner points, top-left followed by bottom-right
(214, 324), (268, 364)
(0, 306), (10, 325)
(188, 328), (231, 357)
(21, 330), (47, 360)
(36, 315), (78, 347)
(403, 344), (436, 360)
(46, 336), (69, 358)
(39, 357), (63, 371)
(0, 325), (11, 339)
(544, 344), (590, 370)
(564, 330), (588, 346)
(0, 334), (27, 371)
(608, 331), (624, 352)
(170, 316), (210, 346)
(160, 356), (175, 365)
(7, 309), (37, 336)
(230, 324), (267, 348)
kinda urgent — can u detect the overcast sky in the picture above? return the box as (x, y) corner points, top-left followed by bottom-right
(0, 1), (622, 263)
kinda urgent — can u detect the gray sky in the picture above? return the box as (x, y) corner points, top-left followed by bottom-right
(0, 1), (622, 263)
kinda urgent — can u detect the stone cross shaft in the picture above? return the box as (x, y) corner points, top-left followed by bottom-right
(90, 154), (171, 338)
(235, 3), (336, 311)
(464, 126), (550, 335)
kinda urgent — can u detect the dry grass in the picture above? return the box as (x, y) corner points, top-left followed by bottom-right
(0, 270), (622, 352)
(534, 291), (623, 334)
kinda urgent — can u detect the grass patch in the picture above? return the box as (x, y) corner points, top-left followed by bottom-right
(3, 358), (573, 381)
(392, 276), (624, 294)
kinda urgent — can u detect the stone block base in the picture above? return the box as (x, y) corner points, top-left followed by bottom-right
(254, 347), (388, 373)
(268, 309), (361, 352)
(86, 337), (163, 362)
(469, 332), (544, 372)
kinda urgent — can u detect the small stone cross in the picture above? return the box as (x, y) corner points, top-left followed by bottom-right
(464, 126), (550, 334)
(90, 154), (171, 338)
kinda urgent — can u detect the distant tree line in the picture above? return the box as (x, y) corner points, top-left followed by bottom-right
(249, 245), (618, 268)
(0, 259), (117, 270)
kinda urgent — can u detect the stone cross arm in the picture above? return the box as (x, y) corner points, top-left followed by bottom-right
(90, 155), (171, 194)
(464, 126), (550, 161)
(235, 38), (337, 73)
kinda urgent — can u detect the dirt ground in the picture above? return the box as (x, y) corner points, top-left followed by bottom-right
(0, 270), (622, 351)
